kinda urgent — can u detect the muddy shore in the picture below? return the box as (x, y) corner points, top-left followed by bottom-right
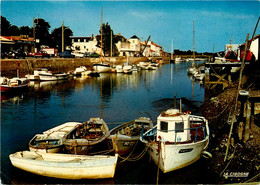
(202, 88), (260, 184)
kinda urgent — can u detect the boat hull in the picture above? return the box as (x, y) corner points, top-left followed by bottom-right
(9, 151), (118, 179)
(39, 73), (68, 81)
(148, 138), (209, 173)
(29, 122), (82, 153)
(93, 64), (110, 73)
(108, 117), (153, 155)
(0, 81), (29, 93)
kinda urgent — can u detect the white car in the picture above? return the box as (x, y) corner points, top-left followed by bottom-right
(71, 51), (85, 58)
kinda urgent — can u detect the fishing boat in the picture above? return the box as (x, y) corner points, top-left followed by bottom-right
(93, 63), (111, 73)
(25, 68), (49, 81)
(63, 118), (110, 155)
(194, 72), (205, 81)
(0, 77), (30, 93)
(9, 151), (118, 179)
(108, 117), (153, 155)
(29, 122), (82, 153)
(73, 66), (92, 77)
(38, 70), (69, 81)
(115, 65), (124, 73)
(139, 62), (150, 70)
(140, 108), (210, 173)
(123, 64), (133, 74)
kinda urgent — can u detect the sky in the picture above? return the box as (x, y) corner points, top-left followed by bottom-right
(1, 1), (260, 53)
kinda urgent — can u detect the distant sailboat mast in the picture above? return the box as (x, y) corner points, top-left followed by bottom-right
(100, 6), (103, 62)
(193, 20), (195, 68)
(171, 39), (173, 60)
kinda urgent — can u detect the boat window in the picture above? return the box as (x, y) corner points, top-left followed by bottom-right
(175, 122), (184, 132)
(160, 121), (168, 132)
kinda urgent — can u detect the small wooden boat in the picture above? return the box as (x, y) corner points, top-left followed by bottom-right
(29, 122), (82, 153)
(108, 117), (153, 155)
(9, 151), (118, 179)
(63, 118), (110, 155)
(0, 77), (30, 93)
(140, 108), (210, 173)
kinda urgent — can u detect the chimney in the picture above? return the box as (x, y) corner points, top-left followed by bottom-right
(118, 33), (121, 36)
(91, 34), (94, 40)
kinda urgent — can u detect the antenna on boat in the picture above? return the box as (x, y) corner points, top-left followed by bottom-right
(180, 98), (182, 113)
(173, 93), (177, 109)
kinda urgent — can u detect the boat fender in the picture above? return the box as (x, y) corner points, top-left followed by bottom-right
(202, 151), (212, 159)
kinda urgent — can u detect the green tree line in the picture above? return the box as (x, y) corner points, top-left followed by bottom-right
(2, 16), (118, 55)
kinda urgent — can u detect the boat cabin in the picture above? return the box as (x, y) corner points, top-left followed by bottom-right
(156, 109), (206, 143)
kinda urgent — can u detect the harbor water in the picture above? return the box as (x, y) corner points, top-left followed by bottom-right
(1, 62), (217, 184)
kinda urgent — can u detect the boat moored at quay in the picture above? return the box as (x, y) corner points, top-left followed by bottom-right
(140, 108), (210, 173)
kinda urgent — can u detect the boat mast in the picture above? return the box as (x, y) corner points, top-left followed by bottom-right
(193, 20), (195, 68)
(171, 39), (173, 60)
(101, 6), (103, 62)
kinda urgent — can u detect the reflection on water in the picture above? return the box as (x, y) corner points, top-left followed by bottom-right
(1, 63), (215, 184)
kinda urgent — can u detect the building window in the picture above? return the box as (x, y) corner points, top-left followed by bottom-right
(160, 121), (168, 132)
(175, 122), (184, 132)
(80, 39), (84, 42)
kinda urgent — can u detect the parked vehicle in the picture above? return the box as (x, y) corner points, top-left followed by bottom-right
(1, 52), (7, 59)
(7, 50), (26, 59)
(34, 51), (50, 58)
(86, 52), (100, 58)
(71, 51), (85, 58)
(42, 48), (58, 57)
(59, 51), (75, 58)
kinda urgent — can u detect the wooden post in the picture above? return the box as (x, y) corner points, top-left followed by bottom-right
(243, 100), (251, 143)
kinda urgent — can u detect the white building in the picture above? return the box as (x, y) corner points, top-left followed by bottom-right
(71, 34), (163, 57)
(71, 35), (101, 54)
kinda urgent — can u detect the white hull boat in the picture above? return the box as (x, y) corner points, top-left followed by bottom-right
(73, 66), (92, 77)
(140, 108), (210, 173)
(194, 73), (205, 81)
(187, 67), (197, 75)
(39, 70), (69, 81)
(123, 65), (133, 74)
(139, 62), (150, 70)
(9, 151), (118, 179)
(115, 65), (124, 73)
(93, 63), (111, 73)
(29, 122), (82, 153)
(25, 68), (49, 81)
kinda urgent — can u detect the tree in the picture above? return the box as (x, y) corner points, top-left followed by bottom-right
(20, 26), (33, 37)
(50, 26), (73, 52)
(34, 18), (51, 46)
(99, 22), (118, 56)
(1, 16), (11, 36)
